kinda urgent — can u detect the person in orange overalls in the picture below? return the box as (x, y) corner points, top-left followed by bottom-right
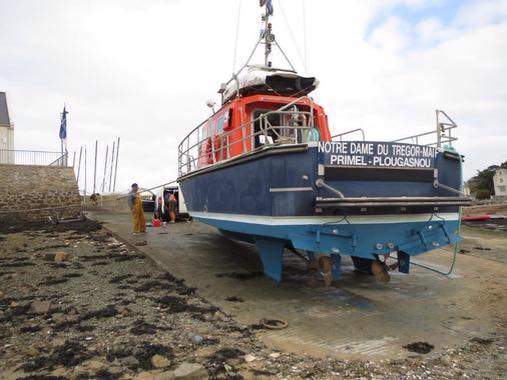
(127, 183), (146, 234)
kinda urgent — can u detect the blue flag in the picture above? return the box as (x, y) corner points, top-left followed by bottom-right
(266, 0), (273, 16)
(59, 106), (68, 140)
(260, 0), (273, 16)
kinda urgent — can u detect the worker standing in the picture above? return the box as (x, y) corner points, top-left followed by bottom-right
(167, 193), (177, 224)
(128, 183), (146, 234)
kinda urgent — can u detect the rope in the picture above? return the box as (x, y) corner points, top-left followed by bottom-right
(277, 0), (306, 72)
(410, 208), (462, 276)
(302, 0), (308, 72)
(232, 0), (243, 74)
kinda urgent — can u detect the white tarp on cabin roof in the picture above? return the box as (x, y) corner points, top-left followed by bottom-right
(223, 66), (319, 103)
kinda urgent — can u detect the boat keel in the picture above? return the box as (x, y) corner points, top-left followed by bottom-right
(330, 254), (341, 281)
(254, 238), (285, 282)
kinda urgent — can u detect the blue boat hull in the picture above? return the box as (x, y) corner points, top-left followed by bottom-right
(178, 142), (464, 282)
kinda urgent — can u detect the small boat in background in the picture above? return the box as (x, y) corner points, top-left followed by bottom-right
(462, 215), (491, 222)
(176, 1), (472, 284)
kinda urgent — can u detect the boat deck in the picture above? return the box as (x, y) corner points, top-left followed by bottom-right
(88, 209), (507, 360)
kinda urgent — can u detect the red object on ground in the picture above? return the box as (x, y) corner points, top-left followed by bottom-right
(461, 215), (491, 222)
(152, 219), (161, 227)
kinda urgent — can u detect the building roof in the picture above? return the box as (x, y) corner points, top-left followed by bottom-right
(0, 92), (10, 126)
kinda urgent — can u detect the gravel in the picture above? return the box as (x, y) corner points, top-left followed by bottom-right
(0, 220), (505, 379)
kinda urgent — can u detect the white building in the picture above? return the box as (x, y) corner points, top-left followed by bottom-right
(0, 92), (14, 164)
(493, 168), (507, 197)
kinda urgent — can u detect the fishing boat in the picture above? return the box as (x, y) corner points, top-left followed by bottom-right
(177, 1), (471, 283)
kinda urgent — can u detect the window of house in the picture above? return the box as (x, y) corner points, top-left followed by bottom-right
(499, 186), (506, 192)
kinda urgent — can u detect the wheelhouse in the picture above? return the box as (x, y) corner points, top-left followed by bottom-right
(178, 95), (330, 176)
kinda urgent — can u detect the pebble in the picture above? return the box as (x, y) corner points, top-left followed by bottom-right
(151, 354), (171, 369)
(173, 362), (208, 379)
(191, 335), (203, 345)
(54, 251), (70, 262)
(29, 300), (51, 315)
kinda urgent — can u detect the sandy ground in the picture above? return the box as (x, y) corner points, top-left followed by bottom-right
(0, 216), (506, 379)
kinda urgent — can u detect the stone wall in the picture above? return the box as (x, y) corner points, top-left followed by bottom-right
(0, 164), (81, 223)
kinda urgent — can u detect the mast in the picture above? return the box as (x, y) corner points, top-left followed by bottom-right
(219, 0), (296, 103)
(261, 0), (274, 68)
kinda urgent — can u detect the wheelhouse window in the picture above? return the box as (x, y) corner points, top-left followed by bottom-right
(251, 109), (280, 148)
(250, 105), (316, 148)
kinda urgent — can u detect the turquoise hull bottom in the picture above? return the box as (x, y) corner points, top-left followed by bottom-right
(191, 212), (461, 282)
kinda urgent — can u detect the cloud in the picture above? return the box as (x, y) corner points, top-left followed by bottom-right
(370, 17), (411, 51)
(0, 0), (505, 191)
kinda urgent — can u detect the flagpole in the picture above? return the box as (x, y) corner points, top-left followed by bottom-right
(93, 140), (98, 195)
(113, 137), (120, 193)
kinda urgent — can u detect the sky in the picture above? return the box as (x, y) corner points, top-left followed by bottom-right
(0, 0), (506, 193)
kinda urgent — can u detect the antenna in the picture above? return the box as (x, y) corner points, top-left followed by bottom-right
(218, 0), (296, 101)
(260, 0), (275, 67)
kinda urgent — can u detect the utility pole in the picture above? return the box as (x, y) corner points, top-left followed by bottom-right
(113, 137), (120, 193)
(101, 145), (109, 193)
(108, 141), (116, 193)
(93, 140), (98, 194)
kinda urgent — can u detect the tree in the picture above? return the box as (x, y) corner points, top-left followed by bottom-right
(476, 189), (491, 200)
(475, 168), (495, 194)
(501, 160), (507, 169)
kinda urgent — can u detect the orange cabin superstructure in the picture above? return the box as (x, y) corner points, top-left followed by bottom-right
(196, 94), (330, 168)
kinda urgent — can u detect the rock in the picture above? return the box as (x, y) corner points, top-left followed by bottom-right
(54, 251), (70, 262)
(22, 344), (40, 357)
(151, 354), (171, 368)
(269, 352), (280, 358)
(51, 367), (69, 377)
(51, 312), (65, 323)
(191, 335), (203, 345)
(83, 359), (106, 370)
(117, 355), (140, 368)
(0, 290), (4, 298)
(173, 362), (208, 379)
(226, 358), (241, 366)
(29, 300), (51, 315)
(136, 371), (175, 380)
(44, 253), (56, 261)
(244, 354), (256, 363)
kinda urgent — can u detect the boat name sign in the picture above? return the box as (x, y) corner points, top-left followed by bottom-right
(317, 141), (437, 168)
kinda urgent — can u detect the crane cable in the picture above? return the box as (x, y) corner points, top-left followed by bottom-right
(302, 0), (308, 72)
(277, 0), (307, 73)
(232, 0), (243, 74)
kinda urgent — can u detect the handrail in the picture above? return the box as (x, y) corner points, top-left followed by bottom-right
(0, 149), (69, 167)
(331, 128), (365, 142)
(178, 96), (316, 176)
(179, 116), (312, 174)
(178, 95), (314, 151)
(48, 153), (68, 167)
(392, 110), (459, 148)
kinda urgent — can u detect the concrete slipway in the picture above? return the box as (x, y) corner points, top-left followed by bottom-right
(88, 210), (507, 361)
